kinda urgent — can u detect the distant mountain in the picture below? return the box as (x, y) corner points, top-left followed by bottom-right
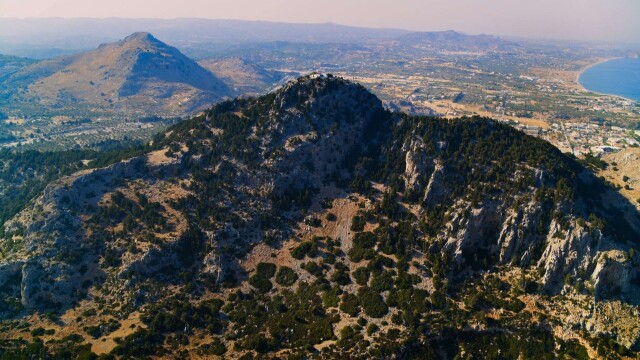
(0, 32), (230, 116)
(395, 30), (519, 52)
(1, 76), (638, 358)
(0, 18), (412, 58)
(0, 19), (518, 59)
(198, 57), (284, 94)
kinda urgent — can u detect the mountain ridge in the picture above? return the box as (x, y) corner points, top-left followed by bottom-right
(0, 75), (639, 358)
(0, 18), (520, 58)
(395, 30), (518, 51)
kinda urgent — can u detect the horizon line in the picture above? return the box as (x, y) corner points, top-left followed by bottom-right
(0, 17), (638, 46)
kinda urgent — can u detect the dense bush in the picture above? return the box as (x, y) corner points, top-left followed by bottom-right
(322, 288), (341, 308)
(199, 337), (227, 356)
(249, 274), (273, 293)
(370, 270), (395, 292)
(256, 262), (277, 278)
(350, 215), (366, 232)
(353, 267), (370, 286)
(340, 293), (361, 316)
(275, 266), (298, 286)
(301, 261), (323, 277)
(357, 287), (388, 318)
(290, 241), (318, 260)
(331, 262), (351, 285)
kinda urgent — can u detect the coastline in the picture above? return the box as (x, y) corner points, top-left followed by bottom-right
(576, 57), (638, 102)
(575, 57), (620, 91)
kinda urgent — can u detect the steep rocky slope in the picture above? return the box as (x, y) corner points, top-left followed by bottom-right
(0, 76), (639, 358)
(1, 32), (230, 116)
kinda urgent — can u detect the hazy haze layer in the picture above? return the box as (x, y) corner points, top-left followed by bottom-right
(1, 0), (639, 43)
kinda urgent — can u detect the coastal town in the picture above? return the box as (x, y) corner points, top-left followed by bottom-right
(333, 54), (640, 158)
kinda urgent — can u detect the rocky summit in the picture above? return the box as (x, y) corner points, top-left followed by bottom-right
(0, 75), (639, 358)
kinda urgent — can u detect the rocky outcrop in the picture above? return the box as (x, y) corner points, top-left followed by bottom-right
(20, 258), (81, 310)
(423, 163), (448, 208)
(535, 219), (598, 292)
(404, 143), (433, 192)
(591, 251), (635, 297)
(432, 190), (637, 298)
(495, 199), (548, 265)
(402, 136), (436, 195)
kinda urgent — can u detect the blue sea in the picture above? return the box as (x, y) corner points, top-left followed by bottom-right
(579, 58), (640, 101)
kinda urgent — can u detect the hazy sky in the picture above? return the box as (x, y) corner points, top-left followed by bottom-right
(2, 0), (639, 43)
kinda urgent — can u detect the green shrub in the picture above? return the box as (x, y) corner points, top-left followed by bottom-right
(349, 232), (378, 262)
(367, 255), (394, 271)
(322, 289), (340, 308)
(201, 337), (227, 356)
(557, 339), (589, 360)
(305, 217), (322, 227)
(348, 245), (375, 262)
(370, 270), (395, 292)
(275, 266), (298, 286)
(336, 324), (363, 349)
(249, 275), (273, 293)
(291, 241), (317, 260)
(256, 262), (277, 278)
(302, 262), (323, 277)
(357, 287), (388, 318)
(350, 215), (366, 232)
(331, 262), (351, 285)
(430, 289), (447, 309)
(340, 293), (360, 316)
(353, 232), (377, 248)
(353, 267), (370, 286)
(30, 327), (46, 337)
(366, 323), (379, 336)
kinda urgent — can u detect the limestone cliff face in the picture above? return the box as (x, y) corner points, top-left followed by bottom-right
(401, 133), (640, 300)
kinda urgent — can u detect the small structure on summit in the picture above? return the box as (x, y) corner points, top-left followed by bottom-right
(309, 71), (328, 79)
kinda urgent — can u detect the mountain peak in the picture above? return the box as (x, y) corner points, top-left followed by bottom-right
(272, 74), (381, 114)
(118, 31), (164, 48)
(123, 31), (157, 42)
(8, 31), (229, 116)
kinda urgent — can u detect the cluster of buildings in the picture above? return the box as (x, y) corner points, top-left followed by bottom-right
(506, 119), (639, 156)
